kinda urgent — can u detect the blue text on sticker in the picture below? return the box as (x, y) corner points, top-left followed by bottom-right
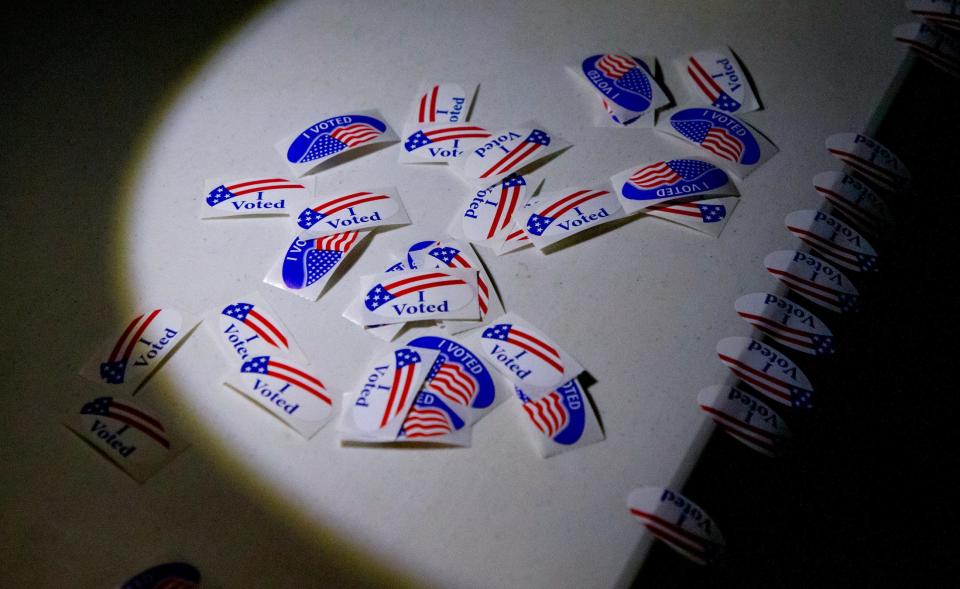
(670, 108), (760, 165)
(282, 232), (360, 290)
(286, 115), (387, 164)
(408, 335), (496, 410)
(622, 159), (730, 201)
(516, 379), (586, 445)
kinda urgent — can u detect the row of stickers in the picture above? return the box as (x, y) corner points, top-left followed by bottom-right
(632, 133), (909, 565)
(896, 1), (960, 78)
(68, 300), (604, 481)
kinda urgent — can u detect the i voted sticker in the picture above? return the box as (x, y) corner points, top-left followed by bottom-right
(264, 230), (370, 301)
(411, 82), (475, 125)
(894, 21), (960, 78)
(460, 126), (569, 185)
(202, 175), (310, 219)
(644, 196), (739, 237)
(356, 268), (479, 326)
(680, 47), (759, 113)
(698, 384), (790, 457)
(276, 110), (396, 176)
(294, 186), (409, 238)
(471, 312), (583, 394)
(579, 53), (668, 125)
(627, 487), (725, 565)
(657, 107), (777, 178)
(408, 334), (500, 426)
(396, 389), (470, 446)
(120, 562), (200, 589)
(457, 174), (528, 249)
(400, 123), (492, 163)
(826, 132), (911, 191)
(521, 185), (625, 249)
(225, 356), (333, 438)
(81, 308), (198, 395)
(207, 292), (306, 366)
(813, 171), (892, 236)
(785, 210), (878, 273)
(716, 336), (814, 409)
(515, 377), (603, 457)
(612, 158), (737, 215)
(907, 0), (960, 32)
(765, 250), (859, 313)
(339, 346), (440, 442)
(64, 394), (188, 482)
(342, 258), (409, 342)
(735, 292), (836, 356)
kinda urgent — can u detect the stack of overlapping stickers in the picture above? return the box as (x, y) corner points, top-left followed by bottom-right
(895, 3), (960, 78)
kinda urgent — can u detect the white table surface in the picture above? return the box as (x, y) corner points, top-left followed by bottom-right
(0, 1), (911, 587)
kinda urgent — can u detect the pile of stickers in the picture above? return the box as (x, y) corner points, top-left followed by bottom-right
(895, 0), (960, 78)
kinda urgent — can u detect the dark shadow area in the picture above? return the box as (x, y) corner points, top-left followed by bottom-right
(634, 57), (960, 586)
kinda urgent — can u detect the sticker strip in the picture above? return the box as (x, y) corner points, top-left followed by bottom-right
(716, 336), (814, 409)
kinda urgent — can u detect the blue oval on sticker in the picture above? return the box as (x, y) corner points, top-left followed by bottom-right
(621, 159), (730, 201)
(408, 335), (496, 410)
(286, 114), (387, 164)
(581, 54), (654, 113)
(281, 232), (361, 289)
(516, 378), (586, 445)
(670, 108), (761, 165)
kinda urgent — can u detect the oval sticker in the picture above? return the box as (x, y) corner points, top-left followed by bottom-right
(462, 128), (556, 183)
(785, 209), (878, 273)
(620, 158), (732, 203)
(813, 170), (892, 235)
(825, 132), (910, 191)
(668, 107), (762, 165)
(296, 189), (400, 233)
(716, 336), (814, 408)
(683, 47), (758, 113)
(281, 231), (362, 289)
(764, 249), (860, 313)
(735, 292), (836, 356)
(479, 322), (568, 390)
(627, 486), (725, 565)
(698, 384), (790, 456)
(581, 53), (655, 113)
(286, 114), (387, 164)
(351, 347), (434, 435)
(407, 335), (497, 410)
(523, 187), (620, 240)
(460, 174), (527, 244)
(363, 270), (475, 319)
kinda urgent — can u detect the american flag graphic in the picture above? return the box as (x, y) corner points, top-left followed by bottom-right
(766, 265), (859, 314)
(630, 160), (710, 189)
(646, 201), (726, 223)
(482, 324), (564, 374)
(785, 223), (878, 272)
(595, 54), (652, 97)
(717, 352), (813, 409)
(379, 349), (422, 427)
(364, 271), (467, 312)
(100, 309), (162, 384)
(503, 228), (530, 245)
(686, 56), (742, 112)
(826, 148), (903, 191)
(425, 359), (479, 406)
(282, 231), (361, 290)
(628, 508), (714, 565)
(813, 183), (884, 235)
(221, 302), (290, 350)
(484, 175), (526, 239)
(404, 125), (491, 151)
(699, 402), (779, 456)
(672, 119), (745, 162)
(81, 396), (170, 448)
(426, 245), (489, 315)
(478, 129), (551, 179)
(521, 391), (568, 438)
(417, 84), (466, 123)
(296, 123), (382, 164)
(401, 405), (454, 438)
(241, 356), (330, 405)
(206, 178), (303, 207)
(297, 191), (390, 229)
(737, 309), (835, 356)
(525, 189), (610, 236)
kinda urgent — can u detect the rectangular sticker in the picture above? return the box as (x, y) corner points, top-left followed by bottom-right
(408, 81), (477, 126)
(643, 195), (739, 237)
(200, 175), (312, 219)
(399, 123), (492, 164)
(205, 292), (307, 366)
(292, 186), (410, 239)
(519, 184), (625, 249)
(264, 230), (371, 301)
(348, 268), (480, 326)
(456, 123), (571, 186)
(514, 377), (604, 458)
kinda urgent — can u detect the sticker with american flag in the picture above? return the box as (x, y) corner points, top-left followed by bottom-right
(611, 158), (736, 215)
(764, 250), (860, 314)
(225, 355), (334, 438)
(627, 487), (725, 565)
(341, 259), (410, 342)
(201, 175), (311, 219)
(716, 336), (814, 409)
(454, 174), (529, 250)
(399, 122), (492, 163)
(698, 384), (790, 457)
(520, 185), (625, 249)
(471, 312), (583, 394)
(405, 238), (503, 333)
(207, 292), (307, 366)
(813, 171), (892, 237)
(395, 389), (471, 446)
(894, 21), (960, 79)
(644, 195), (739, 237)
(408, 82), (475, 126)
(785, 210), (878, 273)
(906, 0), (960, 33)
(294, 186), (409, 239)
(735, 292), (836, 357)
(64, 394), (189, 482)
(355, 268), (480, 325)
(276, 110), (397, 176)
(492, 193), (541, 255)
(515, 377), (603, 457)
(120, 562), (201, 589)
(576, 53), (669, 126)
(460, 125), (570, 185)
(339, 346), (440, 442)
(264, 230), (371, 301)
(657, 106), (776, 178)
(678, 47), (759, 114)
(80, 308), (198, 395)
(825, 132), (912, 192)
